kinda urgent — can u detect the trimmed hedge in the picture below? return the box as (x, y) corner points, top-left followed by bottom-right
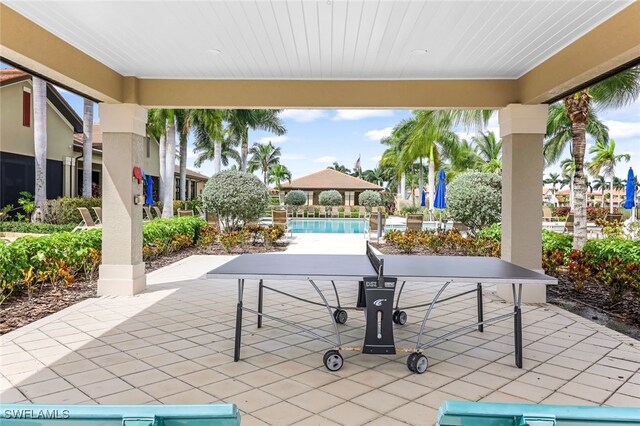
(0, 222), (75, 234)
(0, 217), (207, 304)
(319, 190), (342, 206)
(45, 197), (102, 225)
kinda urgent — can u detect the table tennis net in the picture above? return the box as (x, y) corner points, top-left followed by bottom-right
(365, 241), (384, 278)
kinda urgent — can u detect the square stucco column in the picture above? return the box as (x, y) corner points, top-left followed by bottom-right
(97, 104), (147, 296)
(498, 104), (549, 303)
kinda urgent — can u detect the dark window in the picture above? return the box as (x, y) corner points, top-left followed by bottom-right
(0, 152), (63, 209)
(191, 181), (196, 200)
(22, 89), (31, 127)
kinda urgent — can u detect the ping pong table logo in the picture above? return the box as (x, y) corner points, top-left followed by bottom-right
(373, 298), (387, 307)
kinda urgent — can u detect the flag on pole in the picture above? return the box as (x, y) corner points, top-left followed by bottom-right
(354, 154), (361, 171)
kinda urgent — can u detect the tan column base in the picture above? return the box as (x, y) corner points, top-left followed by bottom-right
(97, 263), (146, 296)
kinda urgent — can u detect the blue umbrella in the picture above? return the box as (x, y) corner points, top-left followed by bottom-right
(145, 175), (154, 205)
(420, 189), (426, 207)
(623, 167), (635, 210)
(434, 169), (447, 209)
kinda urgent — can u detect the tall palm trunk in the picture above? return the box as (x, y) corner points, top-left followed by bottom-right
(601, 189), (605, 207)
(213, 142), (222, 174)
(179, 132), (187, 201)
(400, 173), (406, 199)
(428, 153), (435, 211)
(158, 134), (166, 202)
(82, 99), (93, 198)
(32, 76), (47, 221)
(418, 157), (424, 197)
(609, 180), (614, 213)
(565, 91), (590, 250)
(162, 121), (176, 218)
(263, 169), (268, 185)
(240, 128), (249, 172)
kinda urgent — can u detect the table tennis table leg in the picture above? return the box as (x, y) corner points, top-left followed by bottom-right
(477, 283), (484, 332)
(234, 279), (245, 362)
(257, 279), (264, 329)
(512, 283), (523, 368)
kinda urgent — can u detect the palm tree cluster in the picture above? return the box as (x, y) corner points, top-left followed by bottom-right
(146, 109), (288, 217)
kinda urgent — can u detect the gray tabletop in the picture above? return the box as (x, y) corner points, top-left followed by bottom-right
(206, 254), (556, 284)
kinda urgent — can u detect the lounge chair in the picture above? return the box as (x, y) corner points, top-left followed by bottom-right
(92, 207), (102, 224)
(406, 213), (423, 231)
(318, 206), (327, 218)
(272, 209), (291, 238)
(604, 213), (623, 223)
(542, 207), (558, 222)
(331, 206), (340, 218)
(367, 212), (386, 242)
(143, 206), (154, 221)
(344, 207), (351, 218)
(286, 206), (294, 218)
(153, 206), (162, 218)
(358, 206), (366, 218)
(296, 206), (305, 218)
(73, 207), (99, 231)
(178, 210), (194, 217)
(563, 213), (574, 234)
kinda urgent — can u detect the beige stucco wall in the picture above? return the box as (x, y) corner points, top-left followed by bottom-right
(0, 80), (74, 161)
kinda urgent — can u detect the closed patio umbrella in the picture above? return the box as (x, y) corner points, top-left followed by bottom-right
(420, 189), (426, 207)
(146, 175), (154, 205)
(623, 167), (636, 221)
(434, 169), (447, 209)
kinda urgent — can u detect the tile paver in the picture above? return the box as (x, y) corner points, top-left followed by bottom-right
(1, 249), (639, 426)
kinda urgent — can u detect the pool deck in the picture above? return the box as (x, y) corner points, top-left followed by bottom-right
(1, 234), (639, 425)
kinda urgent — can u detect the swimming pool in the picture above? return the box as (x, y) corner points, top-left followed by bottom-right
(289, 219), (366, 233)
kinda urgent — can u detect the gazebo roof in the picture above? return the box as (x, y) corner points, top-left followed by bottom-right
(281, 168), (383, 191)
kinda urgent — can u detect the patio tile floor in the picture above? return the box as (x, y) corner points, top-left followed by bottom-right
(2, 247), (640, 425)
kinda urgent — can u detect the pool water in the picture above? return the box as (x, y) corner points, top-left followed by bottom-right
(290, 219), (366, 233)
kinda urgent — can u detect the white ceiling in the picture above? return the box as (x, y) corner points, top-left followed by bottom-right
(5, 0), (633, 80)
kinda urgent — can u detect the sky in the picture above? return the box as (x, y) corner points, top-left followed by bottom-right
(4, 62), (638, 182)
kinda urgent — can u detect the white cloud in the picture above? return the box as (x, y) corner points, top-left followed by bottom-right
(603, 120), (640, 139)
(257, 135), (289, 145)
(371, 155), (382, 162)
(281, 153), (306, 161)
(314, 156), (337, 163)
(333, 109), (394, 121)
(365, 127), (393, 141)
(280, 109), (327, 122)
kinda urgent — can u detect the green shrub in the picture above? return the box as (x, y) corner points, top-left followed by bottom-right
(583, 238), (640, 264)
(400, 206), (422, 216)
(219, 229), (249, 253)
(476, 223), (501, 242)
(201, 170), (269, 230)
(594, 258), (639, 303)
(319, 190), (342, 206)
(284, 190), (307, 207)
(358, 191), (382, 210)
(0, 222), (75, 234)
(542, 230), (573, 254)
(446, 171), (501, 234)
(45, 197), (102, 225)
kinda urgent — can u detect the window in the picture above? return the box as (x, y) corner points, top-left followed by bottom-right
(345, 191), (355, 206)
(306, 191), (314, 206)
(22, 88), (31, 127)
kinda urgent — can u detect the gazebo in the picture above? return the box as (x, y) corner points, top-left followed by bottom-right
(280, 168), (383, 206)
(2, 1), (638, 304)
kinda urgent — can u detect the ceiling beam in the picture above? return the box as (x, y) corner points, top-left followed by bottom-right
(137, 78), (518, 109)
(518, 2), (640, 105)
(0, 4), (124, 103)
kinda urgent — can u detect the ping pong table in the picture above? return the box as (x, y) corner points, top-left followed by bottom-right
(206, 242), (556, 374)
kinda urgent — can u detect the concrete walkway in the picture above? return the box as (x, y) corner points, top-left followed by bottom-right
(1, 235), (639, 425)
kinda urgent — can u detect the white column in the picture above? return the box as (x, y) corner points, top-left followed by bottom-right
(97, 104), (147, 296)
(498, 104), (549, 303)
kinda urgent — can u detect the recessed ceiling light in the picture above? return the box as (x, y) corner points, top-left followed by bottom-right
(411, 49), (428, 55)
(207, 49), (222, 55)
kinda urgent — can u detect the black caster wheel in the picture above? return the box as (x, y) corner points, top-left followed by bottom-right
(394, 310), (407, 325)
(333, 309), (348, 325)
(406, 352), (419, 372)
(323, 350), (344, 372)
(407, 352), (428, 374)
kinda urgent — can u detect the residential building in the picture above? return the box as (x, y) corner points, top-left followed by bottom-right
(0, 69), (207, 207)
(554, 188), (626, 208)
(280, 168), (383, 206)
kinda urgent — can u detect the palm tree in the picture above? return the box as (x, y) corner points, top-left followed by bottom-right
(591, 175), (607, 207)
(163, 110), (177, 218)
(189, 109), (225, 174)
(587, 139), (631, 213)
(560, 158), (576, 209)
(473, 130), (502, 173)
(224, 109), (286, 172)
(547, 66), (640, 249)
(247, 142), (282, 184)
(82, 99), (94, 198)
(543, 173), (562, 195)
(268, 164), (292, 190)
(329, 162), (351, 174)
(32, 76), (47, 220)
(147, 109), (168, 203)
(174, 109), (190, 201)
(363, 167), (386, 186)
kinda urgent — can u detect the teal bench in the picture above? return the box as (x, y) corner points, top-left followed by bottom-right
(437, 401), (640, 425)
(0, 404), (240, 426)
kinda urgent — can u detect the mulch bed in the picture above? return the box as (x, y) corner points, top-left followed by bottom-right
(373, 242), (640, 340)
(0, 242), (287, 335)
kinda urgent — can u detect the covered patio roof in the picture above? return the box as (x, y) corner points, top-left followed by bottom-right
(1, 1), (639, 108)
